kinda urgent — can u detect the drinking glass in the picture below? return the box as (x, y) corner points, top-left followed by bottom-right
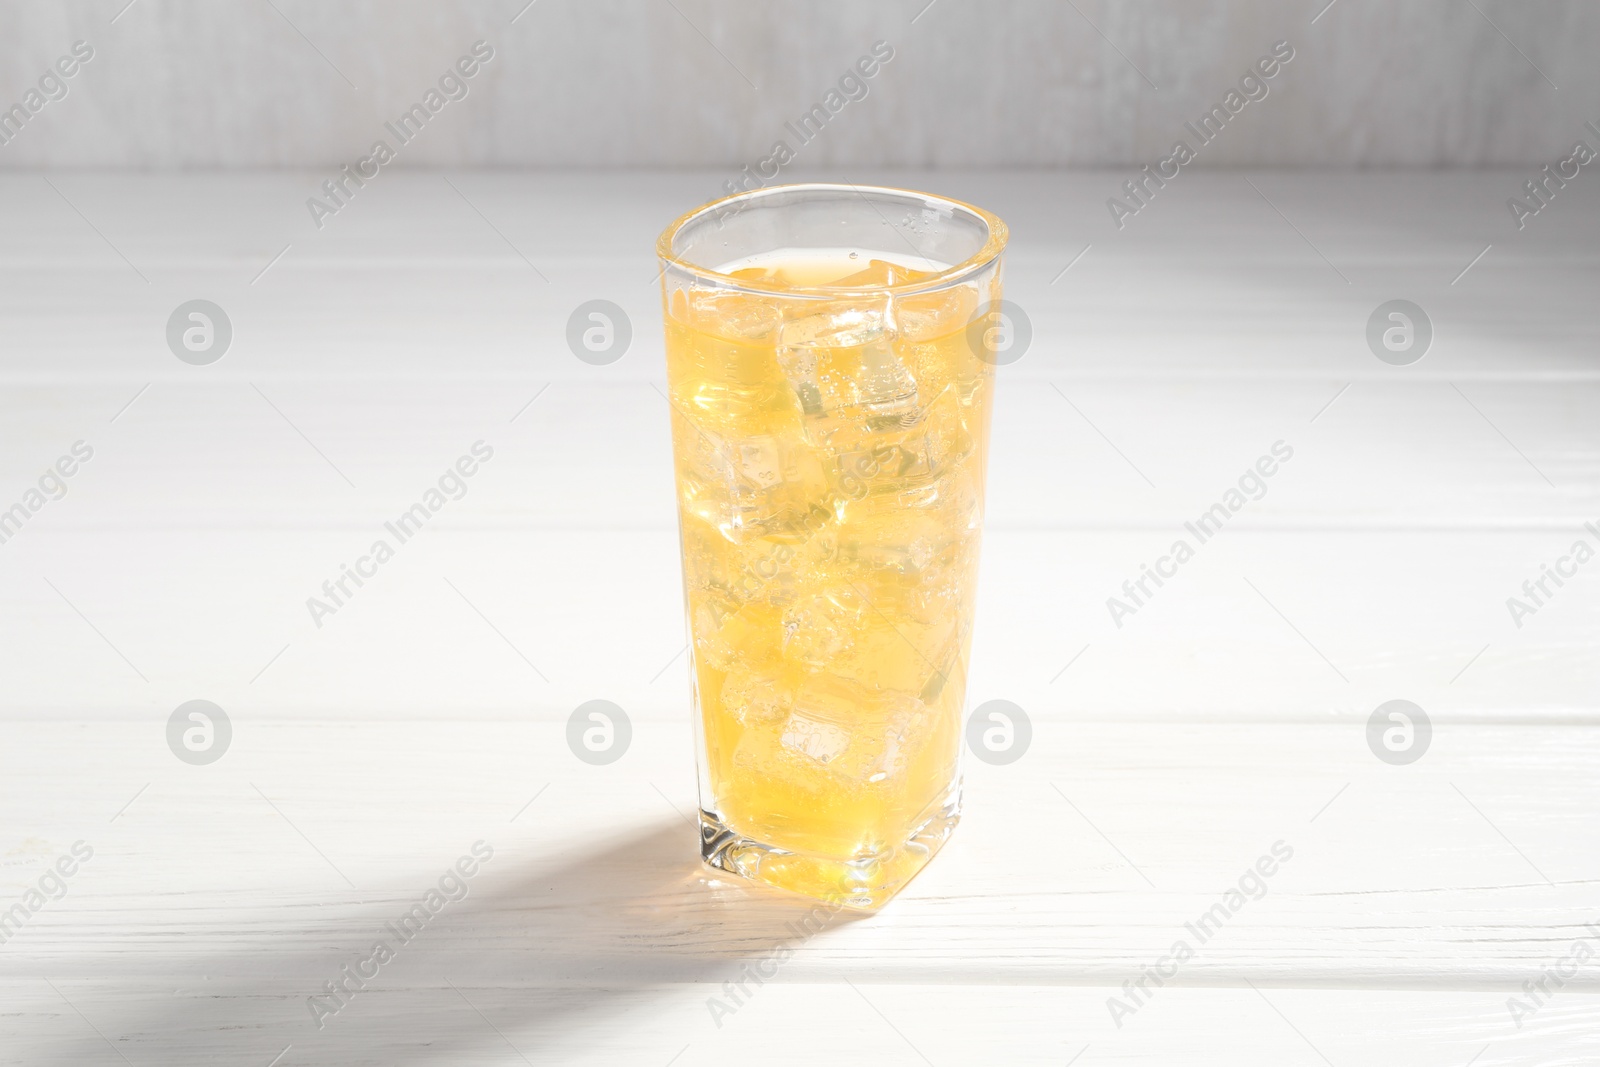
(656, 184), (1008, 908)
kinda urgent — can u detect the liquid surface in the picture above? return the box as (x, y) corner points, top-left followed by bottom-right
(715, 248), (953, 289)
(663, 247), (998, 900)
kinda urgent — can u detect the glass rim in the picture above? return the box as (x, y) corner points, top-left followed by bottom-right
(655, 182), (1009, 299)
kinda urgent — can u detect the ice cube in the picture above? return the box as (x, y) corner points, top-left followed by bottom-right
(856, 336), (921, 431)
(893, 286), (979, 344)
(694, 600), (785, 675)
(672, 408), (830, 544)
(719, 669), (789, 727)
(830, 380), (973, 502)
(682, 286), (781, 341)
(894, 459), (982, 521)
(775, 347), (827, 419)
(779, 713), (852, 764)
(776, 302), (923, 450)
(724, 671), (932, 787)
(787, 675), (929, 781)
(782, 585), (866, 667)
(734, 437), (782, 489)
(830, 502), (943, 577)
(779, 304), (885, 350)
(775, 311), (860, 438)
(681, 517), (811, 620)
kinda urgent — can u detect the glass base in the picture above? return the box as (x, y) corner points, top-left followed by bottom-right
(699, 784), (962, 911)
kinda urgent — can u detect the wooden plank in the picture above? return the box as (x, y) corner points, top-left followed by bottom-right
(2, 720), (1595, 979)
(3, 979), (1597, 1066)
(4, 716), (1598, 1061)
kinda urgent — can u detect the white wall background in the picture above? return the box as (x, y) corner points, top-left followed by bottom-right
(0, 0), (1593, 170)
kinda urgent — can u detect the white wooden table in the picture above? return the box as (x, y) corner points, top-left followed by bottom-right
(1, 171), (1597, 1066)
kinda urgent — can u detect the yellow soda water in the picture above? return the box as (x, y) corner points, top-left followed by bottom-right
(664, 247), (995, 907)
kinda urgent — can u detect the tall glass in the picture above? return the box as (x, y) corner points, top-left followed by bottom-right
(656, 184), (1008, 909)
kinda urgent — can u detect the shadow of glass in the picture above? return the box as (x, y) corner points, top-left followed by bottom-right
(35, 817), (868, 1065)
